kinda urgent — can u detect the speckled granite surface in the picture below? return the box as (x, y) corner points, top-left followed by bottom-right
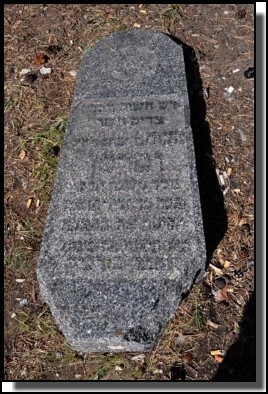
(37, 29), (206, 352)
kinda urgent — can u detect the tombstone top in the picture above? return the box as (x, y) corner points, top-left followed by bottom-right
(73, 29), (188, 101)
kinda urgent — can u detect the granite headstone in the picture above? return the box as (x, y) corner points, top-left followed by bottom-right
(37, 29), (206, 352)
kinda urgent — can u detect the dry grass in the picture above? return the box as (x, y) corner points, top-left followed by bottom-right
(4, 4), (254, 381)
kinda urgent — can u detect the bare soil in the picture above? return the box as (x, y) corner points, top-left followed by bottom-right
(4, 4), (254, 381)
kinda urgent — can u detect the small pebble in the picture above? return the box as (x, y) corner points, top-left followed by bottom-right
(19, 68), (32, 76)
(11, 313), (16, 318)
(16, 298), (28, 306)
(39, 67), (52, 75)
(236, 128), (247, 142)
(234, 269), (244, 278)
(230, 180), (240, 191)
(244, 67), (254, 78)
(225, 86), (234, 94)
(131, 354), (145, 362)
(24, 72), (38, 83)
(47, 45), (62, 55)
(69, 70), (77, 77)
(174, 333), (186, 346)
(153, 368), (163, 374)
(225, 155), (235, 164)
(115, 365), (124, 371)
(247, 260), (254, 269)
(237, 9), (247, 19)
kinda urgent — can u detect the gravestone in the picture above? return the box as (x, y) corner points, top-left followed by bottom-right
(37, 29), (206, 353)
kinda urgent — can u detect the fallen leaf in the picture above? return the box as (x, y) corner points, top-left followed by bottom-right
(139, 9), (147, 15)
(36, 52), (49, 65)
(133, 23), (141, 28)
(212, 287), (228, 302)
(19, 150), (26, 160)
(182, 353), (193, 365)
(210, 349), (225, 357)
(36, 199), (40, 208)
(214, 355), (224, 363)
(26, 198), (32, 209)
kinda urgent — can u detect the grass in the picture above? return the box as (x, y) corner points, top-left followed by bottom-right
(5, 246), (33, 273)
(32, 117), (66, 200)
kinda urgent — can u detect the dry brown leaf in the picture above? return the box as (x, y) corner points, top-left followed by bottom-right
(182, 353), (193, 365)
(35, 52), (49, 65)
(211, 287), (228, 302)
(19, 150), (26, 160)
(26, 198), (32, 209)
(214, 355), (224, 363)
(133, 23), (141, 28)
(139, 9), (147, 15)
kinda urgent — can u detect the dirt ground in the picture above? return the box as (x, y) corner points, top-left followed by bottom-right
(4, 4), (255, 381)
